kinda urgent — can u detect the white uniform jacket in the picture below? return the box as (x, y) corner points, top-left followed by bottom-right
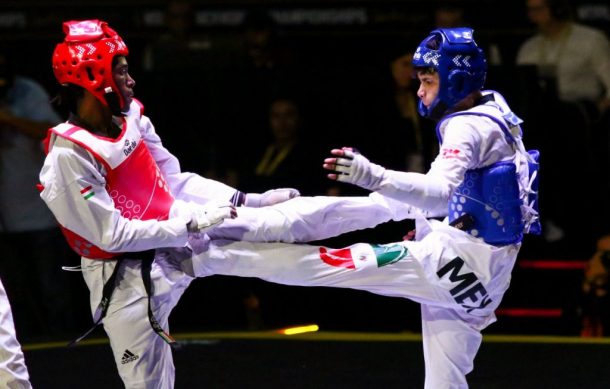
(39, 100), (238, 257)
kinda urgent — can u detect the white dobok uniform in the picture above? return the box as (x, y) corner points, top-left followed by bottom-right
(38, 100), (397, 388)
(188, 91), (537, 389)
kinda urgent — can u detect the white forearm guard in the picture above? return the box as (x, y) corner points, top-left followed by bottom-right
(375, 170), (450, 216)
(332, 149), (449, 215)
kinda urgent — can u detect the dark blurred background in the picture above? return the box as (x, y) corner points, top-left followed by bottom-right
(1, 0), (610, 343)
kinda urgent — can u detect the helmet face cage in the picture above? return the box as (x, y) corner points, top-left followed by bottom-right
(412, 27), (487, 118)
(52, 20), (129, 109)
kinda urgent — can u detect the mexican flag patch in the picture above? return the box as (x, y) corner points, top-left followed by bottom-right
(319, 243), (408, 269)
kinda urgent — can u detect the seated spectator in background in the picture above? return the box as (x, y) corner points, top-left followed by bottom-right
(225, 96), (327, 331)
(197, 10), (304, 186)
(517, 0), (610, 119)
(230, 95), (419, 332)
(231, 10), (302, 150)
(0, 48), (83, 340)
(516, 0), (610, 253)
(239, 96), (329, 196)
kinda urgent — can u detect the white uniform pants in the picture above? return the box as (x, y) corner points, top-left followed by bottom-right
(190, 217), (518, 389)
(82, 195), (517, 389)
(0, 277), (31, 389)
(81, 195), (397, 388)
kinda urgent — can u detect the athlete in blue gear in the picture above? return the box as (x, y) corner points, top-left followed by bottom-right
(321, 27), (541, 388)
(194, 28), (540, 389)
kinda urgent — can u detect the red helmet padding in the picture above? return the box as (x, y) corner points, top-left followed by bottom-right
(52, 19), (129, 108)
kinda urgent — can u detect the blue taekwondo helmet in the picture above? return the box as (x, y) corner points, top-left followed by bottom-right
(412, 27), (487, 119)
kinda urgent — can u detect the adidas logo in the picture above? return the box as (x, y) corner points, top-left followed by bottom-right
(121, 349), (139, 365)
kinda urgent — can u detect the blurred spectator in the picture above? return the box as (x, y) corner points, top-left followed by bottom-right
(239, 96), (329, 196)
(227, 95), (333, 330)
(516, 0), (610, 253)
(242, 10), (283, 71)
(142, 0), (211, 72)
(434, 2), (465, 29)
(0, 48), (82, 340)
(207, 10), (305, 184)
(228, 10), (303, 150)
(517, 0), (610, 118)
(433, 1), (503, 65)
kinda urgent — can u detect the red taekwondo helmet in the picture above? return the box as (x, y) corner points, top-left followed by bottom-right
(52, 19), (129, 109)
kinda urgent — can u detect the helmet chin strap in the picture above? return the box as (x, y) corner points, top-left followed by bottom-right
(428, 101), (448, 121)
(104, 87), (123, 116)
(418, 98), (448, 121)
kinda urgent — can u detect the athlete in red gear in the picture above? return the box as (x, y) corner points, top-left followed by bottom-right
(39, 20), (397, 388)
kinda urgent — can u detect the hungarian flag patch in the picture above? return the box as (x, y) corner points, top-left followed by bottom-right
(80, 185), (95, 200)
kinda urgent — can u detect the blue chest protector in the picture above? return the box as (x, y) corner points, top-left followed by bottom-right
(440, 109), (541, 246)
(449, 161), (524, 245)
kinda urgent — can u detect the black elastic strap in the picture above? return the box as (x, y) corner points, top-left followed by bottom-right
(67, 258), (123, 347)
(67, 250), (177, 348)
(449, 213), (475, 231)
(140, 256), (178, 348)
(230, 190), (246, 206)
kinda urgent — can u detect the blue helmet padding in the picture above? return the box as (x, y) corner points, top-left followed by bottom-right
(412, 27), (487, 118)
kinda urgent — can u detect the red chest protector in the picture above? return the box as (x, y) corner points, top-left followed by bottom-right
(46, 103), (174, 259)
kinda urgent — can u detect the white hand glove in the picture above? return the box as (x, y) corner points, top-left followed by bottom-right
(323, 147), (386, 191)
(244, 188), (301, 207)
(187, 200), (237, 233)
